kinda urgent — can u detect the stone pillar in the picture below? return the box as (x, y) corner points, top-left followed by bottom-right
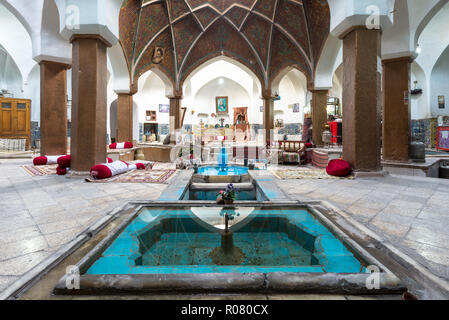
(169, 94), (183, 137)
(40, 61), (70, 156)
(311, 89), (328, 146)
(117, 93), (133, 142)
(382, 57), (412, 162)
(70, 35), (110, 172)
(262, 92), (274, 146)
(341, 27), (382, 172)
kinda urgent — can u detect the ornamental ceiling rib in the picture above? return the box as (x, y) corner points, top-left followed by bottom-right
(121, 0), (329, 89)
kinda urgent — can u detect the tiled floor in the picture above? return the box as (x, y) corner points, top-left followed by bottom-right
(1, 158), (449, 296)
(275, 172), (449, 282)
(0, 159), (166, 293)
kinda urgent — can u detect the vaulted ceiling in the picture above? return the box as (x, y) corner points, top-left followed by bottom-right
(120, 0), (330, 91)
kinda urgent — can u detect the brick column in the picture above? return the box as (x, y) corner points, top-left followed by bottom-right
(117, 93), (133, 142)
(382, 56), (412, 162)
(169, 93), (183, 140)
(70, 35), (110, 172)
(341, 27), (382, 172)
(262, 91), (274, 146)
(311, 89), (328, 146)
(40, 61), (70, 156)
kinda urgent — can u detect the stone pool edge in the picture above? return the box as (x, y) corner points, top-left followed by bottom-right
(52, 201), (406, 296)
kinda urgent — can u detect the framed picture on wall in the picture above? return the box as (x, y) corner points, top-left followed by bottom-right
(159, 104), (170, 113)
(293, 103), (300, 113)
(260, 106), (264, 112)
(216, 96), (228, 114)
(439, 96), (445, 109)
(146, 111), (157, 121)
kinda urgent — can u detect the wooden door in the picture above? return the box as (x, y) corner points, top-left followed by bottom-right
(0, 98), (31, 149)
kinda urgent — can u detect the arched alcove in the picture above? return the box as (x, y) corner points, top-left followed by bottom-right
(0, 44), (23, 98)
(133, 70), (172, 141)
(188, 77), (251, 127)
(430, 45), (449, 116)
(182, 57), (263, 129)
(273, 69), (308, 129)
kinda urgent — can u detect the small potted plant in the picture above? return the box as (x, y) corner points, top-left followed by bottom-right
(217, 183), (239, 204)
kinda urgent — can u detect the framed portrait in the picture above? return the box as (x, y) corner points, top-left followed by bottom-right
(146, 110), (157, 122)
(293, 103), (300, 113)
(438, 96), (445, 109)
(216, 96), (228, 114)
(159, 104), (170, 113)
(260, 106), (264, 112)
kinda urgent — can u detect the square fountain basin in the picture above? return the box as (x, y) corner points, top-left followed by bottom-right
(86, 207), (365, 275)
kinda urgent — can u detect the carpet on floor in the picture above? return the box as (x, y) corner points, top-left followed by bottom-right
(85, 168), (177, 183)
(271, 168), (354, 180)
(22, 164), (57, 176)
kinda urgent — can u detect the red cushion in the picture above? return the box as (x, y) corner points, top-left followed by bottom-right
(109, 142), (133, 149)
(107, 157), (113, 163)
(124, 142), (133, 148)
(326, 159), (352, 177)
(305, 143), (313, 148)
(136, 163), (146, 170)
(56, 166), (68, 176)
(57, 155), (71, 168)
(33, 156), (47, 166)
(90, 164), (112, 179)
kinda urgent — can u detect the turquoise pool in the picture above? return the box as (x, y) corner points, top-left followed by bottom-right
(86, 207), (366, 275)
(197, 166), (249, 176)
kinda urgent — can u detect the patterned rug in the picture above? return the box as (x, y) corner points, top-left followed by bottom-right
(271, 168), (355, 180)
(85, 168), (177, 183)
(22, 165), (57, 177)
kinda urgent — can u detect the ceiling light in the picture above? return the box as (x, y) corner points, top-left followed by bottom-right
(416, 44), (421, 54)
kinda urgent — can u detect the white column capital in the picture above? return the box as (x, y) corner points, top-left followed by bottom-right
(55, 0), (122, 47)
(328, 0), (394, 38)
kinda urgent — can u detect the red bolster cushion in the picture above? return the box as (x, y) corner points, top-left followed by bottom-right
(107, 157), (113, 163)
(326, 159), (352, 177)
(33, 156), (48, 166)
(305, 143), (313, 148)
(90, 161), (129, 179)
(57, 155), (71, 168)
(90, 165), (112, 179)
(109, 142), (133, 149)
(33, 155), (64, 166)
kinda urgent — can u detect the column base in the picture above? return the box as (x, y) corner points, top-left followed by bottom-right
(354, 171), (389, 178)
(66, 170), (92, 178)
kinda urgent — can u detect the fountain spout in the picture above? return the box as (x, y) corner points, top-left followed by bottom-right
(218, 146), (228, 172)
(210, 212), (245, 264)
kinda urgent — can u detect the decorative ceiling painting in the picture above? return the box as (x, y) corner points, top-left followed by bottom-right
(120, 0), (330, 91)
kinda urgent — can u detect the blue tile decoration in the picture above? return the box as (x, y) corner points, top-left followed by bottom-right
(86, 207), (365, 275)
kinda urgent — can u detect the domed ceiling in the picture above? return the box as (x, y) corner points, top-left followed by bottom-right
(120, 0), (330, 91)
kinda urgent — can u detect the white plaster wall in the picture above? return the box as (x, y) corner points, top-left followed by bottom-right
(413, 1), (449, 119)
(328, 65), (343, 114)
(411, 62), (429, 120)
(23, 64), (41, 122)
(0, 48), (23, 98)
(415, 2), (449, 82)
(430, 46), (449, 117)
(0, 3), (34, 83)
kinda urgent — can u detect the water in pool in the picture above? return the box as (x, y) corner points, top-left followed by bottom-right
(86, 207), (366, 275)
(197, 166), (249, 176)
